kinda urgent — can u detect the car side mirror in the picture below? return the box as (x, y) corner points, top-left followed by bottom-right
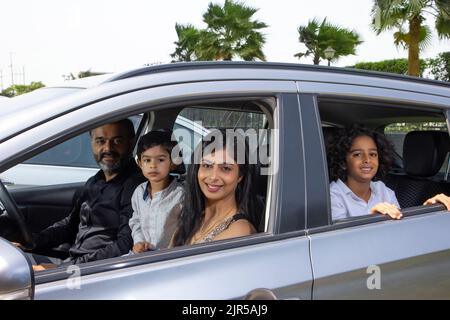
(0, 237), (34, 300)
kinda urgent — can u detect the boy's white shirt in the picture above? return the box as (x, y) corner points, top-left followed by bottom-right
(129, 178), (184, 249)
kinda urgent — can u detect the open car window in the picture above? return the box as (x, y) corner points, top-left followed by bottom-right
(317, 97), (449, 224)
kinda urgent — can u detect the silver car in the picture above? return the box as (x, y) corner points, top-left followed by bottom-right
(1, 62), (450, 300)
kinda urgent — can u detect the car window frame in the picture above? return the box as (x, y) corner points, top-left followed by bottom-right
(306, 87), (450, 230)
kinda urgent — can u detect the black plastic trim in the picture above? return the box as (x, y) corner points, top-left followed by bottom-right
(299, 93), (330, 228)
(276, 93), (306, 233)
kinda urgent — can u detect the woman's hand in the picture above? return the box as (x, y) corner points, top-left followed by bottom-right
(424, 193), (450, 210)
(370, 202), (402, 219)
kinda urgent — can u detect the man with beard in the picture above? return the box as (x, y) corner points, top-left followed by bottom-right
(24, 119), (145, 270)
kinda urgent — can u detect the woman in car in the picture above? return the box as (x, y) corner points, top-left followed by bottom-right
(171, 129), (262, 246)
(328, 125), (450, 221)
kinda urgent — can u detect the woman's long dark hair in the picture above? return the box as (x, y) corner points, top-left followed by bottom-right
(172, 129), (262, 246)
(327, 125), (395, 182)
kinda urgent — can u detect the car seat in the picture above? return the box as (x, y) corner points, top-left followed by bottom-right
(385, 131), (450, 208)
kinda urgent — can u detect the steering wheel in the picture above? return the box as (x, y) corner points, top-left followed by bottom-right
(0, 180), (35, 249)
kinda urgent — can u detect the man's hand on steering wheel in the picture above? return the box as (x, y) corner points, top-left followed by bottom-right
(0, 181), (35, 249)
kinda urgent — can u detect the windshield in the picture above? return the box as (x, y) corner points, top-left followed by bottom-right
(0, 87), (83, 117)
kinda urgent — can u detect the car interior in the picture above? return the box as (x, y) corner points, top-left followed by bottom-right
(0, 97), (274, 264)
(318, 96), (450, 222)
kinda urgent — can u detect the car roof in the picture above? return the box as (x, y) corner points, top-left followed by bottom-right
(49, 73), (115, 89)
(112, 61), (450, 90)
(1, 61), (449, 143)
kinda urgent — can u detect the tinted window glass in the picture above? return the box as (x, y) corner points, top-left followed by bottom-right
(24, 132), (97, 168)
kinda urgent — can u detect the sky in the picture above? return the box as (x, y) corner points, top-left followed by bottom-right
(0, 0), (449, 89)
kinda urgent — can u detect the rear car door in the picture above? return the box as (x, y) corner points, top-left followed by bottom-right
(298, 78), (450, 299)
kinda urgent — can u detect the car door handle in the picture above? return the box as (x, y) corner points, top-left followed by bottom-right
(244, 288), (278, 300)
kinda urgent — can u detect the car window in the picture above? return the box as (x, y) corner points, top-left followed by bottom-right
(1, 115), (143, 187)
(24, 132), (97, 168)
(174, 107), (267, 162)
(317, 97), (449, 223)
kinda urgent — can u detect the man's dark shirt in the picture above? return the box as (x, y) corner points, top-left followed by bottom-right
(33, 159), (145, 264)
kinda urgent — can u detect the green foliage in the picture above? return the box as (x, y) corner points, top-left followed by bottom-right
(427, 51), (450, 81)
(385, 122), (447, 133)
(78, 70), (105, 78)
(63, 69), (106, 81)
(171, 24), (202, 62)
(0, 81), (45, 97)
(371, 0), (450, 76)
(171, 0), (268, 62)
(294, 17), (362, 65)
(349, 58), (426, 76)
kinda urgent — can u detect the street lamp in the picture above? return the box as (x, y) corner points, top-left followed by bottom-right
(324, 46), (336, 67)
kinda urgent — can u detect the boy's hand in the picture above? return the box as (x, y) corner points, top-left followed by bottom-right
(132, 242), (154, 253)
(370, 202), (402, 220)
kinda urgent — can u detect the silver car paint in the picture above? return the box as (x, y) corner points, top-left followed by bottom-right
(35, 237), (312, 299)
(36, 237), (312, 299)
(0, 238), (33, 299)
(311, 212), (450, 299)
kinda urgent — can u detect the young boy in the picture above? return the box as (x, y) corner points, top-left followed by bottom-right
(129, 130), (184, 253)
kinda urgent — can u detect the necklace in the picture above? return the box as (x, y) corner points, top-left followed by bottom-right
(191, 209), (237, 244)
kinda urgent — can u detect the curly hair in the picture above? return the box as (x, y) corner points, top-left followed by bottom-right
(327, 125), (395, 182)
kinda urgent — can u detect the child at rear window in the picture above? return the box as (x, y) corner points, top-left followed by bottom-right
(129, 130), (184, 252)
(327, 125), (450, 221)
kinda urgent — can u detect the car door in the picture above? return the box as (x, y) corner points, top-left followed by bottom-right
(0, 77), (313, 299)
(298, 80), (450, 299)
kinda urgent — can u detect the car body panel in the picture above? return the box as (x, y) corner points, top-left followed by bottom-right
(0, 238), (33, 300)
(310, 211), (450, 299)
(297, 81), (450, 108)
(34, 236), (312, 299)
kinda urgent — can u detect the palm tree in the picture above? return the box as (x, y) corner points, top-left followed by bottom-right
(371, 0), (450, 76)
(294, 18), (362, 65)
(172, 0), (268, 62)
(202, 0), (268, 61)
(171, 23), (202, 62)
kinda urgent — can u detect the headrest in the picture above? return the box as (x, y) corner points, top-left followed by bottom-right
(403, 131), (449, 177)
(172, 161), (186, 175)
(322, 126), (339, 146)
